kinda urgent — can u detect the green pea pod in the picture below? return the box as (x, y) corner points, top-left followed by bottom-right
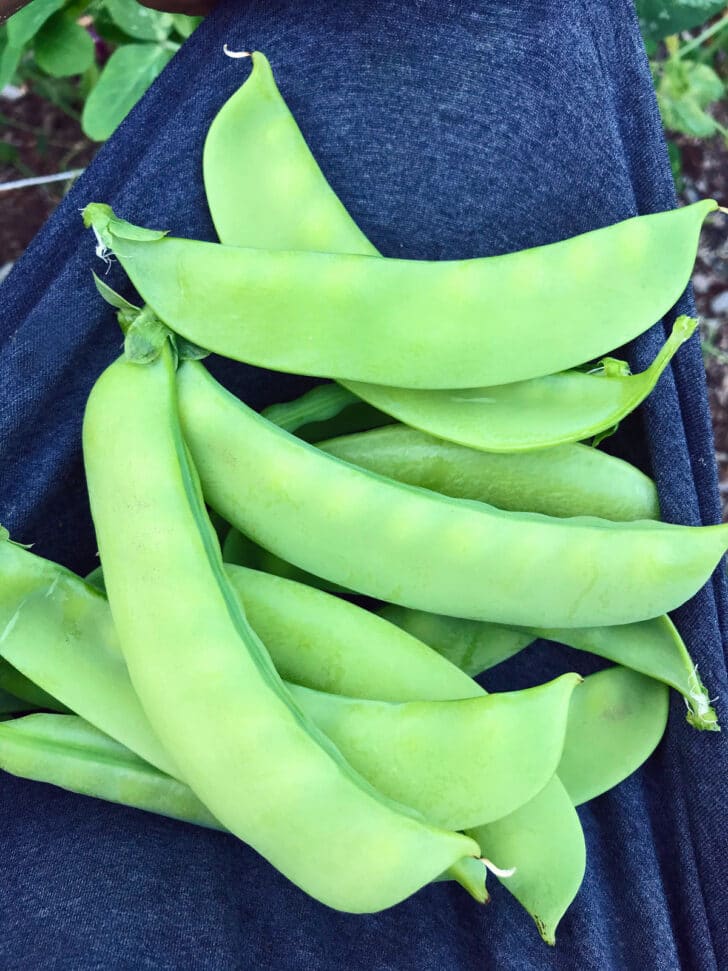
(175, 359), (728, 629)
(319, 424), (660, 521)
(0, 658), (67, 713)
(0, 538), (586, 937)
(83, 345), (480, 913)
(0, 714), (221, 830)
(223, 528), (350, 594)
(378, 606), (534, 677)
(343, 316), (697, 453)
(470, 778), (585, 946)
(82, 196), (715, 391)
(0, 566), (579, 834)
(0, 714), (487, 900)
(558, 667), (669, 804)
(0, 686), (36, 715)
(379, 606), (717, 730)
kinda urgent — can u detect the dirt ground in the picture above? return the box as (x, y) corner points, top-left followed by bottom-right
(1, 88), (727, 517)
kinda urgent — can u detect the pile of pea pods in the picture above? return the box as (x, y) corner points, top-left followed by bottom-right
(1, 52), (727, 945)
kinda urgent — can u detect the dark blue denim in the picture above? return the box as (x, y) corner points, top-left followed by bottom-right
(1, 0), (727, 967)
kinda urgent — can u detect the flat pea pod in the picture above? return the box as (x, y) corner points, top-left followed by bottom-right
(0, 658), (67, 713)
(0, 714), (221, 830)
(0, 686), (35, 716)
(83, 345), (480, 913)
(470, 778), (584, 946)
(319, 425), (660, 522)
(261, 383), (385, 439)
(223, 528), (350, 594)
(558, 666), (669, 804)
(1, 579), (579, 834)
(343, 316), (697, 453)
(379, 606), (717, 730)
(83, 196), (715, 391)
(0, 537), (583, 937)
(176, 359), (728, 628)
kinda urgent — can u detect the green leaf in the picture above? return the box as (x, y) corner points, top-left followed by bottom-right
(655, 56), (724, 137)
(170, 14), (202, 39)
(81, 43), (174, 141)
(34, 12), (94, 78)
(92, 272), (140, 312)
(0, 37), (22, 89)
(105, 0), (172, 42)
(636, 0), (726, 45)
(6, 0), (66, 48)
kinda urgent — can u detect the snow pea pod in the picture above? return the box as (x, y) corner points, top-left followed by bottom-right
(0, 715), (480, 903)
(83, 196), (715, 391)
(471, 778), (584, 946)
(176, 359), (728, 628)
(223, 528), (349, 594)
(558, 667), (669, 804)
(380, 607), (717, 730)
(83, 344), (480, 913)
(0, 659), (67, 713)
(1, 579), (578, 834)
(344, 316), (697, 453)
(319, 425), (660, 521)
(0, 537), (582, 936)
(0, 714), (221, 830)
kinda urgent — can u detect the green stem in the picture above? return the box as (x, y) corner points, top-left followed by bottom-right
(675, 12), (728, 60)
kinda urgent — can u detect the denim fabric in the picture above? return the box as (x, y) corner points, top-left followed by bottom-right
(1, 0), (727, 967)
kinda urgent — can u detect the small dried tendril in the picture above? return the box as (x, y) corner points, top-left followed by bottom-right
(223, 45), (251, 59)
(480, 857), (516, 879)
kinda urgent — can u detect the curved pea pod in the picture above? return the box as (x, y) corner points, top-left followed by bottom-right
(470, 778), (586, 946)
(377, 606), (534, 677)
(342, 316), (698, 453)
(0, 539), (584, 933)
(380, 606), (718, 730)
(287, 677), (579, 830)
(223, 528), (349, 594)
(177, 360), (728, 628)
(0, 714), (221, 830)
(558, 666), (669, 804)
(261, 383), (387, 440)
(83, 346), (480, 913)
(531, 617), (719, 732)
(320, 424), (660, 521)
(0, 658), (67, 713)
(83, 197), (715, 390)
(0, 717), (488, 902)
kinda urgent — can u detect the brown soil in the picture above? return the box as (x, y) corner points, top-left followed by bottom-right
(1, 89), (727, 518)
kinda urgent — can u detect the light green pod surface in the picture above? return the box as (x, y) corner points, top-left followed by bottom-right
(320, 425), (660, 521)
(0, 538), (582, 934)
(262, 385), (388, 443)
(83, 348), (479, 914)
(178, 361), (728, 628)
(530, 617), (718, 731)
(470, 777), (586, 946)
(0, 712), (487, 901)
(343, 316), (697, 453)
(1, 556), (578, 832)
(223, 529), (350, 595)
(83, 196), (715, 391)
(377, 606), (534, 677)
(0, 714), (221, 830)
(0, 658), (67, 713)
(381, 603), (716, 730)
(287, 677), (579, 830)
(559, 667), (669, 805)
